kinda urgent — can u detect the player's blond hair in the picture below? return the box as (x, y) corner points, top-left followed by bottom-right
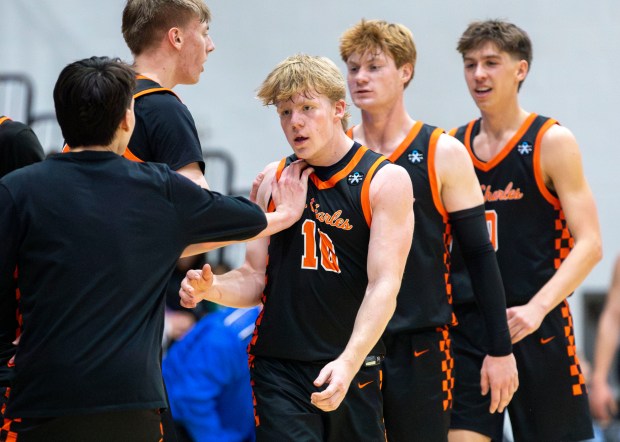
(339, 19), (417, 88)
(256, 54), (350, 131)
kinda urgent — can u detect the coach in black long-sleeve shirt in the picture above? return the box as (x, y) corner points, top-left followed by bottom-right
(0, 56), (308, 441)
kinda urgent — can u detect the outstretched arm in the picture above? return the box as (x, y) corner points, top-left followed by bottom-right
(179, 161), (310, 308)
(507, 125), (602, 343)
(181, 160), (312, 257)
(590, 256), (620, 427)
(311, 163), (414, 411)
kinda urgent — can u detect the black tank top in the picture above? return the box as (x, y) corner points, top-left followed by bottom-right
(350, 123), (456, 334)
(450, 114), (570, 306)
(249, 142), (389, 361)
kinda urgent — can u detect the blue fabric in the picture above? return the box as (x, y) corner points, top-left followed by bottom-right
(163, 306), (260, 442)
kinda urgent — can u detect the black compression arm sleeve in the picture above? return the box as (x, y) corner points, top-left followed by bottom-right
(450, 204), (512, 356)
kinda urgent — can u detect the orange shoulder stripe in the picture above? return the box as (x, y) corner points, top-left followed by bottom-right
(533, 118), (561, 207)
(0, 116), (10, 125)
(361, 156), (388, 227)
(427, 128), (448, 218)
(267, 158), (288, 213)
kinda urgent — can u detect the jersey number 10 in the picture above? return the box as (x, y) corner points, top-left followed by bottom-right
(301, 220), (341, 273)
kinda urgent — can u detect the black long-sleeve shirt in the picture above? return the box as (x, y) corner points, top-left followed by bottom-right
(0, 151), (266, 418)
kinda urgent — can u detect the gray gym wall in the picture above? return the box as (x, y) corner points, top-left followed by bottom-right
(2, 1), (619, 350)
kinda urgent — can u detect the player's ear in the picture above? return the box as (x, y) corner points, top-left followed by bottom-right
(334, 99), (346, 119)
(168, 27), (183, 49)
(400, 62), (414, 85)
(119, 107), (134, 133)
(516, 59), (528, 82)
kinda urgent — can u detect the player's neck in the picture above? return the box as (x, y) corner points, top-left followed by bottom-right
(357, 105), (414, 157)
(479, 101), (529, 142)
(133, 53), (178, 89)
(69, 145), (117, 154)
(474, 105), (530, 159)
(310, 131), (355, 168)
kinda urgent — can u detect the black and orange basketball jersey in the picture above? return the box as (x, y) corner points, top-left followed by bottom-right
(348, 123), (455, 334)
(123, 76), (178, 163)
(449, 113), (569, 306)
(249, 143), (389, 362)
(128, 76), (204, 171)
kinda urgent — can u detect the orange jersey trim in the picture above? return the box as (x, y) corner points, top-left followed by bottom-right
(360, 156), (387, 227)
(0, 116), (10, 126)
(346, 122), (424, 163)
(121, 147), (145, 163)
(134, 75), (180, 101)
(427, 128), (448, 219)
(464, 113), (538, 171)
(133, 87), (180, 101)
(267, 158), (288, 213)
(387, 121), (424, 162)
(532, 118), (560, 207)
(309, 146), (369, 190)
(61, 144), (144, 163)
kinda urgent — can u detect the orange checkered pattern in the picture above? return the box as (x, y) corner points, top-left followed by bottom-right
(561, 300), (587, 396)
(438, 326), (454, 411)
(443, 223), (457, 327)
(250, 379), (260, 428)
(0, 413), (20, 442)
(554, 209), (574, 270)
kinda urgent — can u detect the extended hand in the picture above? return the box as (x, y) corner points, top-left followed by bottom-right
(480, 353), (519, 413)
(179, 263), (216, 308)
(271, 160), (313, 223)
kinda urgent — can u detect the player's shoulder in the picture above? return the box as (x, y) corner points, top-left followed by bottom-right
(435, 132), (471, 165)
(541, 120), (575, 143)
(135, 90), (187, 120)
(0, 118), (28, 130)
(0, 118), (31, 140)
(372, 162), (413, 192)
(262, 160), (281, 177)
(540, 120), (580, 158)
(252, 160), (281, 210)
(437, 131), (467, 152)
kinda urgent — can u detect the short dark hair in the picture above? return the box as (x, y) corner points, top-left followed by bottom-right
(54, 56), (136, 147)
(457, 19), (532, 65)
(457, 19), (532, 90)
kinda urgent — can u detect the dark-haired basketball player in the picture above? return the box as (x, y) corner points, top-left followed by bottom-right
(448, 19), (602, 442)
